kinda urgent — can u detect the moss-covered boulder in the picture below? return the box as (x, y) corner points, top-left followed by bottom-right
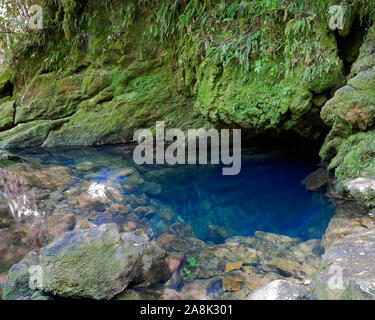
(320, 63), (375, 206)
(321, 129), (375, 208)
(2, 224), (172, 300)
(321, 69), (375, 131)
(37, 224), (170, 299)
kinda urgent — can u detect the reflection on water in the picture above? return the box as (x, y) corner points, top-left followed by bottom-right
(0, 168), (44, 219)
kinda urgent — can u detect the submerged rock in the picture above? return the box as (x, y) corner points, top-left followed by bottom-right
(302, 168), (332, 191)
(221, 275), (246, 292)
(7, 162), (74, 191)
(0, 229), (30, 277)
(191, 242), (261, 280)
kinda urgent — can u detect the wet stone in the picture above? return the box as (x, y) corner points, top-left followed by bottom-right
(322, 200), (374, 248)
(302, 167), (332, 191)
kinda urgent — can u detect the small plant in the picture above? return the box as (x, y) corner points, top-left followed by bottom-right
(183, 257), (197, 278)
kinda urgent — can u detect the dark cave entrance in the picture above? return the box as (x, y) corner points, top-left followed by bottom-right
(335, 17), (367, 76)
(241, 129), (325, 163)
(0, 80), (13, 98)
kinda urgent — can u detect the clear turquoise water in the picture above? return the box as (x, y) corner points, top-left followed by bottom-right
(15, 143), (335, 243)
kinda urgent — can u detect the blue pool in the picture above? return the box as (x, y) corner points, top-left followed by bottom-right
(12, 143), (335, 244)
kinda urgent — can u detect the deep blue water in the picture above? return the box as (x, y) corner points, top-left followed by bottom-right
(14, 144), (335, 243)
(146, 150), (334, 242)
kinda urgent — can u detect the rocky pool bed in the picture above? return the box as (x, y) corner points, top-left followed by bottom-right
(0, 144), (374, 300)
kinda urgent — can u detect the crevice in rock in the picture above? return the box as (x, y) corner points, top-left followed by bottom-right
(11, 100), (16, 128)
(0, 81), (14, 99)
(335, 17), (367, 76)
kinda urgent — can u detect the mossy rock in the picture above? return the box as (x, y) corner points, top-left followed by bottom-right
(194, 62), (290, 130)
(0, 98), (15, 131)
(351, 25), (375, 75)
(307, 19), (343, 94)
(81, 68), (113, 99)
(15, 72), (84, 124)
(44, 62), (209, 147)
(322, 69), (375, 132)
(2, 251), (40, 300)
(38, 224), (169, 300)
(0, 149), (21, 161)
(287, 87), (313, 119)
(322, 129), (375, 206)
(0, 119), (68, 149)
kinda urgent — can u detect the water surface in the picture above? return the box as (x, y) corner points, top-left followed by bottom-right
(12, 144), (334, 243)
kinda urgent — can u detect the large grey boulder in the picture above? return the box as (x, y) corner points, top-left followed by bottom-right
(2, 223), (171, 300)
(313, 228), (375, 300)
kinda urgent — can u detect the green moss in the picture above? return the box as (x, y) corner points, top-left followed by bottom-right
(351, 25), (375, 74)
(41, 238), (133, 299)
(0, 119), (68, 149)
(44, 61), (209, 147)
(322, 70), (375, 131)
(320, 66), (375, 207)
(2, 252), (40, 300)
(332, 131), (375, 179)
(15, 72), (84, 124)
(322, 130), (375, 206)
(0, 98), (15, 131)
(81, 69), (113, 99)
(194, 61), (294, 130)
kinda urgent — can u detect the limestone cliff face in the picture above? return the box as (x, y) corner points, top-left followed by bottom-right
(0, 1), (374, 206)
